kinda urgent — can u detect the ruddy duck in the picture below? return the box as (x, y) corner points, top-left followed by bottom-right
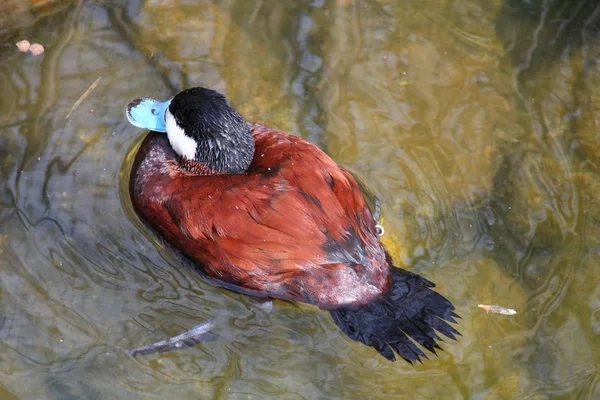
(126, 87), (459, 362)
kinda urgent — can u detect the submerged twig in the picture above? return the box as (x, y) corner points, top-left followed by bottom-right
(129, 318), (218, 357)
(66, 77), (102, 119)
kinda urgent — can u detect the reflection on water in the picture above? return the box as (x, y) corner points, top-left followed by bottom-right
(0, 0), (599, 398)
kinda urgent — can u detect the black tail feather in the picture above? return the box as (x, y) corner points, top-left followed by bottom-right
(330, 267), (460, 363)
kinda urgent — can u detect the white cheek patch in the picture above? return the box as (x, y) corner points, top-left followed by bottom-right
(165, 109), (197, 160)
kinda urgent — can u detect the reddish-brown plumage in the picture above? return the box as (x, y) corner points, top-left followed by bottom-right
(130, 123), (390, 308)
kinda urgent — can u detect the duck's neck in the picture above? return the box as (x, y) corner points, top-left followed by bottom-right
(177, 157), (222, 176)
(186, 124), (256, 175)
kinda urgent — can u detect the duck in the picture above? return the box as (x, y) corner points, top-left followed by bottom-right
(125, 87), (459, 363)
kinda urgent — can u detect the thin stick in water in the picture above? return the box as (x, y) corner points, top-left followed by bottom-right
(66, 77), (102, 119)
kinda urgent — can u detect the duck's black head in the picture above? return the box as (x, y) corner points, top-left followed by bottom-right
(127, 87), (255, 174)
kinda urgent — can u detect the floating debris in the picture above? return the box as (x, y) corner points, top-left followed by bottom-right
(30, 43), (44, 55)
(16, 40), (30, 52)
(16, 40), (44, 55)
(478, 304), (517, 315)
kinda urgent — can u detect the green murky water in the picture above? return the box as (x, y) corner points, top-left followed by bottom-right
(1, 0), (599, 398)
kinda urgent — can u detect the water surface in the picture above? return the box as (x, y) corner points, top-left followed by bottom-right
(1, 0), (599, 398)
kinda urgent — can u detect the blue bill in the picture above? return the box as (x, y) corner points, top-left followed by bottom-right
(126, 98), (172, 132)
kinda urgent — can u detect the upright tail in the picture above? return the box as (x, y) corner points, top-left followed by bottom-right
(330, 267), (460, 363)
